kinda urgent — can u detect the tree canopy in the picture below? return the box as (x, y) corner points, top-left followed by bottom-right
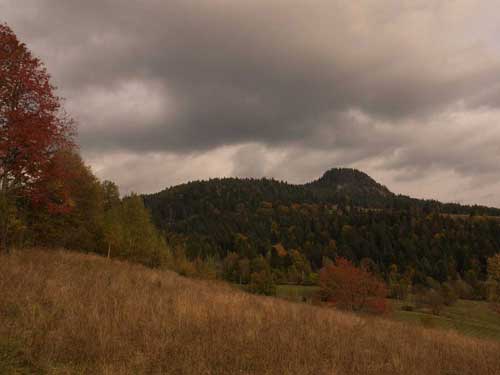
(144, 175), (500, 287)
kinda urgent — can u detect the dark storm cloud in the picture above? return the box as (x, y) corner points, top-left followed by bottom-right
(2, 0), (500, 206)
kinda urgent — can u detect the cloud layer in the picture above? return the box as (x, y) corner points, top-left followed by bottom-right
(2, 0), (500, 206)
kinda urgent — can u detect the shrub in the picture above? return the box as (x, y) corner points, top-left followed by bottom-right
(248, 270), (276, 296)
(319, 257), (388, 314)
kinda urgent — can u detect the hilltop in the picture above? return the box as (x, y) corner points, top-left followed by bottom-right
(145, 167), (500, 214)
(1, 249), (499, 374)
(306, 168), (394, 207)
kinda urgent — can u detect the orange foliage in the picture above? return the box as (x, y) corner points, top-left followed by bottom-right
(272, 243), (287, 257)
(319, 257), (388, 314)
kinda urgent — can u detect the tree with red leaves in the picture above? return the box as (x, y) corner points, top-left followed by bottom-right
(319, 257), (388, 314)
(0, 23), (74, 252)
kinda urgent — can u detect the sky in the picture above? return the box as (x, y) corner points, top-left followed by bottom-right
(2, 0), (500, 207)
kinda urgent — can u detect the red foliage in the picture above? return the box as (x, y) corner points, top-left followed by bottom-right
(319, 257), (388, 314)
(33, 150), (83, 214)
(0, 23), (75, 210)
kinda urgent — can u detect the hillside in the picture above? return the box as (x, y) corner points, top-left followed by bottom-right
(143, 168), (500, 284)
(1, 249), (499, 375)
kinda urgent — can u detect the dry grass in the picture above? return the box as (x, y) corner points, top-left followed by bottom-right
(1, 249), (499, 375)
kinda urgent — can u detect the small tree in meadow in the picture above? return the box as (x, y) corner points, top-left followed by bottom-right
(248, 270), (276, 296)
(319, 257), (388, 314)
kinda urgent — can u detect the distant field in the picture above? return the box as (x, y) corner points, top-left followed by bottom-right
(274, 284), (500, 341)
(391, 299), (500, 341)
(1, 249), (500, 374)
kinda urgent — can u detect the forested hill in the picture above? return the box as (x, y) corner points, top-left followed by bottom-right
(305, 168), (393, 207)
(143, 168), (500, 284)
(144, 168), (500, 218)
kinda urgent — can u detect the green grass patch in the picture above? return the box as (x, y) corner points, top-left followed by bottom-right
(391, 299), (500, 341)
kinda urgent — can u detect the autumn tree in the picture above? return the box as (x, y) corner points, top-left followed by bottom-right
(27, 151), (103, 250)
(104, 194), (170, 267)
(319, 257), (388, 313)
(0, 24), (74, 251)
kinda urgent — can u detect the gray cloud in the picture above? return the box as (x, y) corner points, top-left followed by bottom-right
(2, 0), (500, 206)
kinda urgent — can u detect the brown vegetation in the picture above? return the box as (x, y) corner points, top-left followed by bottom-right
(1, 249), (500, 375)
(319, 257), (388, 314)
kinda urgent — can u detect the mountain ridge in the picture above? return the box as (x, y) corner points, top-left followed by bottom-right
(145, 167), (500, 215)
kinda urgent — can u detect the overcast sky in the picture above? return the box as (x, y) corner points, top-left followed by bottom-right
(2, 0), (500, 206)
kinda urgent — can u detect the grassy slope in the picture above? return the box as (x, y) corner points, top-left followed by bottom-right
(1, 249), (500, 375)
(0, 339), (33, 374)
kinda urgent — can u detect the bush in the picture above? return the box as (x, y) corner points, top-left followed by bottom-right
(319, 257), (388, 314)
(248, 270), (276, 296)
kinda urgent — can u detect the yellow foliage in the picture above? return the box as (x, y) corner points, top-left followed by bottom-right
(272, 243), (287, 257)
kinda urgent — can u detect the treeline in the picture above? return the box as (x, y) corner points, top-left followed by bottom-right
(144, 177), (500, 299)
(4, 152), (169, 268)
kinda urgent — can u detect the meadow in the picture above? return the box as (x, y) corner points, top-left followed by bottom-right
(1, 249), (500, 374)
(276, 285), (500, 341)
(391, 299), (500, 341)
